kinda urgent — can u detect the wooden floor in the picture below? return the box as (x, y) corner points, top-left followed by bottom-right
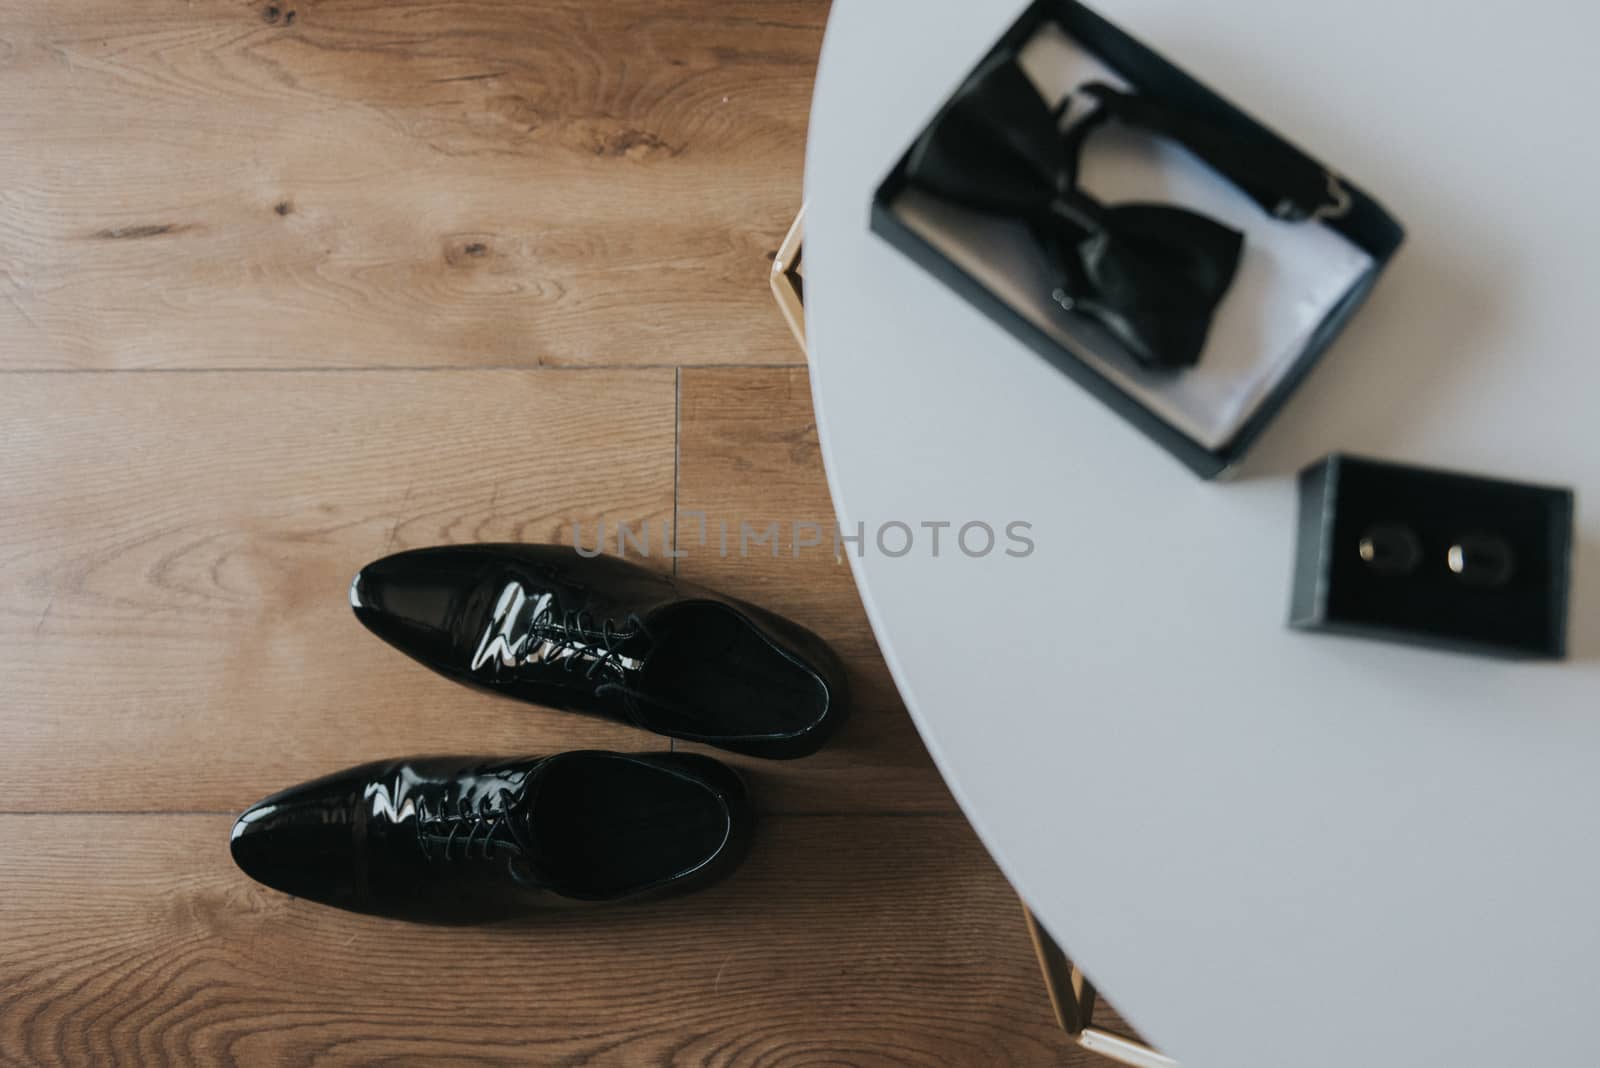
(0, 2), (1125, 1063)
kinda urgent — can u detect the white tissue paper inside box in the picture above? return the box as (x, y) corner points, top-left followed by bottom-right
(892, 24), (1374, 450)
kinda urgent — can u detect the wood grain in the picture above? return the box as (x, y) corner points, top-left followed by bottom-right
(0, 813), (1117, 1067)
(0, 370), (676, 812)
(0, 0), (821, 370)
(0, 0), (1119, 1058)
(676, 366), (957, 814)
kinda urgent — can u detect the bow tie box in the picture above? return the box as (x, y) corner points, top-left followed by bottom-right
(870, 0), (1405, 478)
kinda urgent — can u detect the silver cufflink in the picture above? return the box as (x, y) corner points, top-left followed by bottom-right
(1446, 534), (1516, 588)
(1358, 523), (1421, 576)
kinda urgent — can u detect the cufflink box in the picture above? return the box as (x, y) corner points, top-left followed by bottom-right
(870, 0), (1405, 478)
(1290, 454), (1575, 659)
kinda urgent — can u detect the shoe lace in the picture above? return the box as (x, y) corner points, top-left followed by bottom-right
(532, 607), (652, 681)
(415, 787), (526, 864)
(473, 582), (651, 682)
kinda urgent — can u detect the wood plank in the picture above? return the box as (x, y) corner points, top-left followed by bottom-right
(0, 813), (1117, 1067)
(0, 370), (676, 812)
(0, 0), (821, 370)
(676, 366), (956, 814)
(0, 2), (1159, 1060)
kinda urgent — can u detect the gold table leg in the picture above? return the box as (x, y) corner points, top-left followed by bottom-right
(1022, 903), (1178, 1068)
(769, 204), (807, 353)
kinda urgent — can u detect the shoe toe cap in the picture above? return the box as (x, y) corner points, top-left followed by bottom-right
(350, 548), (498, 669)
(230, 772), (366, 909)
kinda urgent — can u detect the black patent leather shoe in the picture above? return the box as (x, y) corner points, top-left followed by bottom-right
(230, 751), (750, 922)
(350, 544), (847, 759)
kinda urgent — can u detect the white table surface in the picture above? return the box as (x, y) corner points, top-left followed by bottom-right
(803, 2), (1600, 1065)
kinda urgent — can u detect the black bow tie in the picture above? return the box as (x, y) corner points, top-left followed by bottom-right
(905, 56), (1343, 371)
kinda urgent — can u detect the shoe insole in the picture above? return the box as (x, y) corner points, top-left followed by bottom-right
(637, 603), (826, 741)
(533, 755), (727, 898)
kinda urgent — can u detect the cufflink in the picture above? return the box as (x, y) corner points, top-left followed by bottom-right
(1446, 534), (1516, 588)
(1357, 523), (1422, 576)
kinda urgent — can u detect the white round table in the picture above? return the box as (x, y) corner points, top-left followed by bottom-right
(803, 2), (1600, 1065)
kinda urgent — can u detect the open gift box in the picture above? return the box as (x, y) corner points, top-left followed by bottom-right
(871, 0), (1406, 478)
